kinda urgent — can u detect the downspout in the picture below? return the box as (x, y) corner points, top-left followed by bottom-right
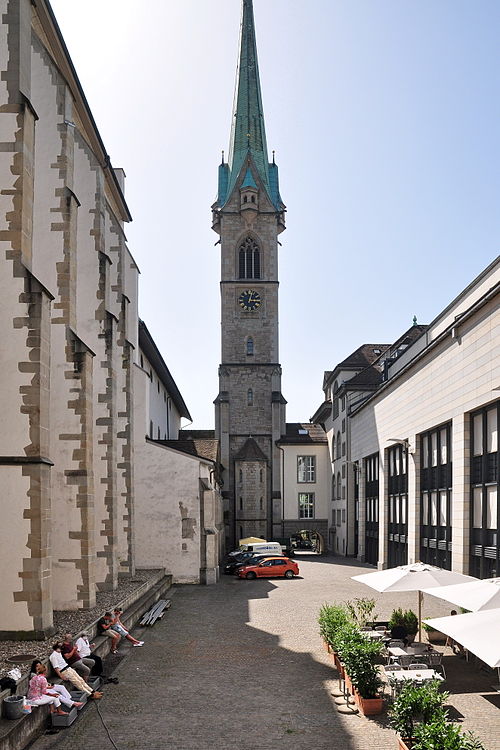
(277, 443), (285, 537)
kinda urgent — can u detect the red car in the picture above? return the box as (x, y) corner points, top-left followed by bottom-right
(237, 556), (299, 580)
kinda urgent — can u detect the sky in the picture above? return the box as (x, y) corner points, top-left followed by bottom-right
(49, 0), (500, 429)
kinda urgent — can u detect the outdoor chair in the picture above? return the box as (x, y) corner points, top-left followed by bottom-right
(427, 651), (446, 679)
(375, 626), (387, 632)
(408, 663), (428, 671)
(384, 664), (404, 697)
(360, 626), (372, 631)
(398, 654), (414, 668)
(388, 639), (405, 648)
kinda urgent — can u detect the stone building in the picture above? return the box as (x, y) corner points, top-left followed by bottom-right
(0, 0), (223, 639)
(213, 0), (287, 550)
(0, 0), (140, 637)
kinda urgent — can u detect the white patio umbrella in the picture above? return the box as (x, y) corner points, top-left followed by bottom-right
(424, 609), (500, 679)
(422, 577), (500, 612)
(352, 562), (477, 639)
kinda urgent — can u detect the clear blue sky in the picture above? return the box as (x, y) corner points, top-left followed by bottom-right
(50, 0), (500, 428)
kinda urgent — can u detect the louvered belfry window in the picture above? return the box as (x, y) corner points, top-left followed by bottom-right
(238, 237), (260, 279)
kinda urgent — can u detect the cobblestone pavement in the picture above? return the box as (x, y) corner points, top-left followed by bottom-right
(30, 556), (500, 750)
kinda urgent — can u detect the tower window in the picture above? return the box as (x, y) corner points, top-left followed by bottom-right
(243, 195), (248, 203)
(238, 237), (260, 279)
(247, 388), (253, 406)
(246, 337), (254, 356)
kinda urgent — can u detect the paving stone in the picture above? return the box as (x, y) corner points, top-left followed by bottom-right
(29, 556), (500, 750)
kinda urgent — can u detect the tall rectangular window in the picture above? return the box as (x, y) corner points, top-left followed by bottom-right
(420, 422), (452, 569)
(297, 455), (316, 483)
(299, 493), (314, 519)
(470, 401), (500, 578)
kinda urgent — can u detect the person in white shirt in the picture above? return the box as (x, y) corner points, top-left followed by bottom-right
(49, 643), (102, 699)
(75, 633), (104, 677)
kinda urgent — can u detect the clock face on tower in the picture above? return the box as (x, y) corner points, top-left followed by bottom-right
(238, 289), (261, 311)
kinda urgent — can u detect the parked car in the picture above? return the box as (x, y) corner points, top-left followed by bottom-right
(224, 552), (282, 575)
(237, 556), (299, 580)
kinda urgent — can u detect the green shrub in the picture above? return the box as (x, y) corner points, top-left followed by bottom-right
(412, 717), (485, 750)
(318, 604), (351, 650)
(389, 681), (448, 739)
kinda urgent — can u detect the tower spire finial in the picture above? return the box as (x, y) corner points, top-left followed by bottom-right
(226, 0), (270, 198)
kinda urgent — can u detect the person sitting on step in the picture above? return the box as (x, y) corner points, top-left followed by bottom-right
(29, 660), (83, 711)
(49, 643), (103, 699)
(75, 632), (105, 677)
(27, 664), (71, 716)
(97, 612), (121, 654)
(110, 608), (144, 647)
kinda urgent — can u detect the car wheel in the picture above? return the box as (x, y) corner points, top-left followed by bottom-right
(245, 571), (257, 580)
(284, 570), (294, 579)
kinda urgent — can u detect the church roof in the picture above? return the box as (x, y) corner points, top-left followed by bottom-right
(234, 437), (268, 461)
(217, 0), (283, 210)
(156, 438), (220, 465)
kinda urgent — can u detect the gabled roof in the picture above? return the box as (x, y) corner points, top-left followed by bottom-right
(345, 365), (383, 389)
(156, 439), (219, 465)
(234, 437), (268, 461)
(337, 343), (390, 371)
(277, 423), (328, 445)
(138, 320), (191, 421)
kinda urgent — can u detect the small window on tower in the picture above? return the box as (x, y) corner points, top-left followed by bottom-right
(243, 195), (248, 203)
(247, 388), (253, 406)
(247, 337), (254, 356)
(239, 469), (243, 482)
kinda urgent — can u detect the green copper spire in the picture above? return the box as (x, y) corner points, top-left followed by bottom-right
(217, 0), (283, 210)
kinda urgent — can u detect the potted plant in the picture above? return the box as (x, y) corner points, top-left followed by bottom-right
(345, 597), (378, 629)
(340, 636), (384, 715)
(318, 603), (351, 655)
(403, 610), (418, 644)
(389, 681), (448, 749)
(422, 622), (447, 645)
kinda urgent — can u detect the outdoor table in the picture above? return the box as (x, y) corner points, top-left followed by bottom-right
(388, 644), (431, 658)
(390, 668), (444, 683)
(362, 630), (385, 640)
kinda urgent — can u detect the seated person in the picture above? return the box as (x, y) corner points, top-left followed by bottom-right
(97, 612), (121, 654)
(27, 664), (70, 715)
(110, 608), (144, 647)
(447, 610), (466, 657)
(75, 632), (104, 677)
(61, 633), (94, 678)
(49, 643), (103, 699)
(29, 660), (83, 710)
(390, 624), (408, 645)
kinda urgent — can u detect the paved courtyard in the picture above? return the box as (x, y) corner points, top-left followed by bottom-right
(31, 556), (500, 750)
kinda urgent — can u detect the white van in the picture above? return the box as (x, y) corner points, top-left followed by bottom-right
(236, 541), (283, 557)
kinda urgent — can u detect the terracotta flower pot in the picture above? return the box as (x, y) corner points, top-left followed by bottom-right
(353, 691), (384, 716)
(344, 672), (353, 694)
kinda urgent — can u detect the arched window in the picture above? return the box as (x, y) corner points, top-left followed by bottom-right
(239, 469), (243, 482)
(238, 237), (260, 279)
(246, 337), (254, 356)
(336, 431), (341, 459)
(337, 472), (341, 500)
(331, 475), (336, 502)
(247, 388), (253, 406)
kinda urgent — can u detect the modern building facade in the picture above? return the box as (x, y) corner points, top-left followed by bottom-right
(213, 0), (287, 550)
(314, 257), (499, 576)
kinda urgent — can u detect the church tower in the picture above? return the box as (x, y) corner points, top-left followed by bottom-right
(213, 0), (286, 549)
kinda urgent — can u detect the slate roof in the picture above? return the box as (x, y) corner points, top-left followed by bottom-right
(277, 423), (328, 445)
(336, 343), (390, 370)
(155, 438), (219, 465)
(346, 365), (383, 388)
(179, 429), (215, 440)
(234, 437), (268, 461)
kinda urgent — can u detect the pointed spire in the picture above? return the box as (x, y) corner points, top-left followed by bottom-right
(225, 0), (271, 200)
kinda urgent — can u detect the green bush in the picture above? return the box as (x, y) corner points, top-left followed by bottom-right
(389, 681), (448, 739)
(318, 604), (351, 650)
(412, 717), (485, 750)
(389, 607), (418, 635)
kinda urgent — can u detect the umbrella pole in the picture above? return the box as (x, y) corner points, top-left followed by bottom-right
(418, 591), (423, 642)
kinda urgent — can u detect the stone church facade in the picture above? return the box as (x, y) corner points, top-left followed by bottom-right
(213, 0), (287, 550)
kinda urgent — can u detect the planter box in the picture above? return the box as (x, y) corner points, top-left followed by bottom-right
(344, 673), (353, 694)
(322, 639), (331, 653)
(397, 739), (412, 750)
(353, 691), (384, 716)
